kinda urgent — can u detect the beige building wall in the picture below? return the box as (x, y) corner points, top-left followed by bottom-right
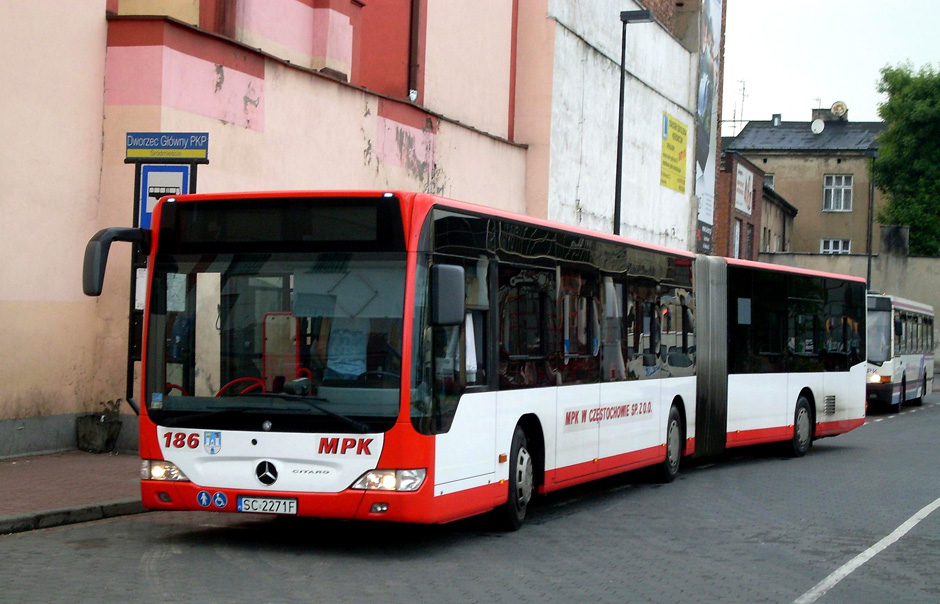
(760, 196), (793, 253)
(424, 0), (514, 139)
(0, 1), (109, 450)
(746, 154), (884, 255)
(0, 5), (526, 457)
(2, 1), (706, 456)
(118, 0), (199, 24)
(514, 0), (555, 220)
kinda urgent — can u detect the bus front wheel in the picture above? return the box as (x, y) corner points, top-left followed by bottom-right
(789, 396), (813, 457)
(495, 426), (534, 531)
(894, 378), (905, 413)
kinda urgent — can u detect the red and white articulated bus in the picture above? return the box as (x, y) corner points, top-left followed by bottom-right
(83, 191), (867, 529)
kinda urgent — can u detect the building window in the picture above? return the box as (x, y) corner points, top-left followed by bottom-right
(821, 239), (851, 254)
(823, 175), (853, 212)
(733, 219), (742, 258)
(745, 224), (754, 260)
(764, 174), (775, 190)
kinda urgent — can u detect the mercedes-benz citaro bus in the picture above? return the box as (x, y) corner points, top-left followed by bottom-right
(83, 191), (867, 530)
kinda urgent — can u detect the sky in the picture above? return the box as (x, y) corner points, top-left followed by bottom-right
(721, 0), (940, 136)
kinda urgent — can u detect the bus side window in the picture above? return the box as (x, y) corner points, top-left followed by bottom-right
(465, 309), (486, 385)
(558, 269), (600, 385)
(894, 314), (903, 354)
(498, 265), (556, 388)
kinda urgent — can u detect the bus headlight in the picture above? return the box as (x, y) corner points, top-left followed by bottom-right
(351, 469), (426, 492)
(141, 460), (190, 482)
(868, 374), (889, 384)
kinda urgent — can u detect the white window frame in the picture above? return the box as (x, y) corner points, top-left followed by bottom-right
(823, 174), (853, 212)
(820, 238), (851, 254)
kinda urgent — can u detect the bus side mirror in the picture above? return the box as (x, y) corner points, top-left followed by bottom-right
(83, 227), (150, 296)
(430, 264), (465, 326)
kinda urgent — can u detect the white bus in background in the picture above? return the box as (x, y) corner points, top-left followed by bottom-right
(867, 293), (935, 412)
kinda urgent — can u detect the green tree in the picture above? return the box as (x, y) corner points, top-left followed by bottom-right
(874, 63), (940, 255)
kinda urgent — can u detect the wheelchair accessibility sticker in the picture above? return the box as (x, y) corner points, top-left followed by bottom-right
(197, 490), (228, 509)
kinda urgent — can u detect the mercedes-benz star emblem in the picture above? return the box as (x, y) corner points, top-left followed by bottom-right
(256, 461), (278, 486)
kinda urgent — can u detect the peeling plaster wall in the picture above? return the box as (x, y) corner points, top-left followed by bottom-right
(110, 58), (527, 200)
(92, 37), (526, 437)
(0, 4), (525, 455)
(546, 0), (695, 250)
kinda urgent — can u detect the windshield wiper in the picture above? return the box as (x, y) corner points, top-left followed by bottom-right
(241, 384), (371, 433)
(160, 406), (253, 427)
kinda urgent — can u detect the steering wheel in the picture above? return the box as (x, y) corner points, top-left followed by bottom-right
(216, 377), (265, 397)
(165, 383), (190, 396)
(356, 371), (401, 382)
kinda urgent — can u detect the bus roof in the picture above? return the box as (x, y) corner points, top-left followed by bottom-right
(868, 292), (934, 314)
(154, 190), (863, 285)
(725, 256), (866, 284)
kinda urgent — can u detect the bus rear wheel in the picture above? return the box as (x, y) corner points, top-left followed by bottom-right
(789, 396), (812, 457)
(912, 373), (926, 407)
(657, 405), (682, 483)
(495, 426), (534, 531)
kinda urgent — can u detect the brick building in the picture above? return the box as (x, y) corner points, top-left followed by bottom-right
(714, 150), (797, 259)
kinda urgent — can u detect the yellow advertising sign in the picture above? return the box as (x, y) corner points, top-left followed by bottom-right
(660, 112), (688, 193)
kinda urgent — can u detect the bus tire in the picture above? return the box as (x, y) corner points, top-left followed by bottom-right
(657, 405), (682, 483)
(495, 426), (534, 531)
(789, 396), (813, 457)
(912, 373), (926, 407)
(894, 378), (905, 412)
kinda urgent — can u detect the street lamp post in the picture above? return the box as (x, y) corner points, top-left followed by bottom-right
(865, 148), (879, 290)
(613, 9), (653, 236)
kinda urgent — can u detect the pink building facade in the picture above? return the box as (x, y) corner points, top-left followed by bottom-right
(0, 0), (708, 455)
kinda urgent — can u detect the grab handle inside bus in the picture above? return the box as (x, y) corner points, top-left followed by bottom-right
(430, 264), (465, 326)
(83, 227), (150, 296)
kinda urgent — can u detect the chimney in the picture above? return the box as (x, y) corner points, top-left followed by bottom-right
(772, 114), (781, 127)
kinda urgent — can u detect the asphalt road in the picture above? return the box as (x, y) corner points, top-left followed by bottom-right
(2, 396), (939, 604)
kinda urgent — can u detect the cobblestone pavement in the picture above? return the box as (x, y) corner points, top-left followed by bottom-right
(1, 400), (938, 603)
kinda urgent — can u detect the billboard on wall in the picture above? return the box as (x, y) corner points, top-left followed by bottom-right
(735, 164), (754, 216)
(694, 0), (722, 254)
(660, 112), (689, 194)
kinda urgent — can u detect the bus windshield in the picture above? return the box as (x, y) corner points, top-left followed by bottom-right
(867, 308), (891, 364)
(145, 252), (407, 433)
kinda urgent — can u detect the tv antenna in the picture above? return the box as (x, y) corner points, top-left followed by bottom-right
(730, 80), (747, 136)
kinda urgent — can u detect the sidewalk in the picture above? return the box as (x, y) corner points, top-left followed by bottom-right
(0, 450), (147, 535)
